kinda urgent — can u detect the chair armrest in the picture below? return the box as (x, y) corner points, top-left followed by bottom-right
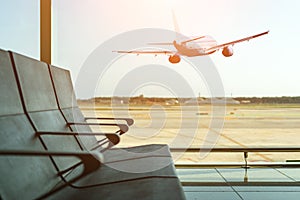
(0, 150), (103, 175)
(36, 131), (120, 145)
(67, 122), (129, 133)
(85, 117), (134, 126)
(0, 150), (103, 199)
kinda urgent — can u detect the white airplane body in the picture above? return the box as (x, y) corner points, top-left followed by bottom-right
(115, 30), (269, 64)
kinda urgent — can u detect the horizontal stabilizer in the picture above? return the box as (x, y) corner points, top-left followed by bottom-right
(181, 36), (206, 44)
(147, 42), (174, 45)
(113, 50), (175, 55)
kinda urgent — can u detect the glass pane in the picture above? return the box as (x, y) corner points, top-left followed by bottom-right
(0, 0), (39, 59)
(52, 1), (300, 164)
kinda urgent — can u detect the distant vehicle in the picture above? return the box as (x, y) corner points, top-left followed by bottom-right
(114, 30), (269, 64)
(114, 12), (269, 64)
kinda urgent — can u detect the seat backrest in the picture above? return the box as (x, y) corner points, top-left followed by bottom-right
(49, 65), (97, 149)
(11, 52), (83, 170)
(0, 49), (59, 199)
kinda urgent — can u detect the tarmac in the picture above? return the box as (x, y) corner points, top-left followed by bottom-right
(81, 104), (300, 163)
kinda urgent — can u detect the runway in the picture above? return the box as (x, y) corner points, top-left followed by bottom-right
(81, 104), (300, 163)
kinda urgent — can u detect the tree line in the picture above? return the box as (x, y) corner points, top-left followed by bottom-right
(235, 96), (300, 104)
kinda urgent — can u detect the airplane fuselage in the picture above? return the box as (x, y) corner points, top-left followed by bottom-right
(173, 36), (217, 57)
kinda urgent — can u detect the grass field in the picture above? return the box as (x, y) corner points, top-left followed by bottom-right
(80, 103), (300, 163)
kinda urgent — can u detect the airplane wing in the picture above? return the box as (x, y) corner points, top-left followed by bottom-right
(113, 50), (176, 55)
(205, 30), (269, 53)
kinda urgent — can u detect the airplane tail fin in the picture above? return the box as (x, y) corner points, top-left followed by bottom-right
(172, 9), (182, 42)
(172, 10), (180, 34)
(148, 10), (181, 46)
(148, 10), (185, 46)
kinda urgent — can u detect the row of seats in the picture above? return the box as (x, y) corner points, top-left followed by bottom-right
(0, 49), (185, 200)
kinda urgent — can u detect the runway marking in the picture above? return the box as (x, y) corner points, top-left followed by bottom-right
(200, 123), (273, 162)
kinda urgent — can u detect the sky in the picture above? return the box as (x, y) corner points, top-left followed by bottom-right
(0, 0), (300, 98)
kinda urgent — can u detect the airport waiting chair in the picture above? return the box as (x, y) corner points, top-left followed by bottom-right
(0, 49), (102, 199)
(48, 65), (132, 151)
(46, 58), (185, 200)
(0, 49), (186, 199)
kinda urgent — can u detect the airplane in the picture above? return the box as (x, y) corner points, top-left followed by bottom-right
(114, 30), (269, 64)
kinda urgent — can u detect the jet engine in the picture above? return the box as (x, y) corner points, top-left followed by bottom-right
(222, 46), (234, 57)
(168, 55), (181, 64)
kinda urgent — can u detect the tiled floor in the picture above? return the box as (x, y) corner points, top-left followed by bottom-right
(177, 168), (300, 200)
